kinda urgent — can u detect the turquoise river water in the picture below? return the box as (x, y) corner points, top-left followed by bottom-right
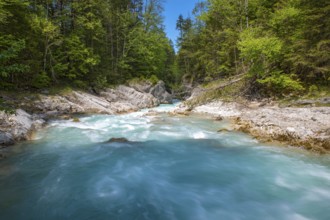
(0, 103), (330, 220)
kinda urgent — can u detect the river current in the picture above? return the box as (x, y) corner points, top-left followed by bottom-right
(0, 103), (329, 220)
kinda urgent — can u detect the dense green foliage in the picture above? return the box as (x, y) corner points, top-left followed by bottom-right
(1, 0), (329, 97)
(176, 0), (329, 97)
(0, 0), (176, 90)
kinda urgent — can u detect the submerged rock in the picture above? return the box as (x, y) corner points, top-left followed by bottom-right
(59, 115), (72, 120)
(72, 118), (80, 123)
(168, 110), (190, 117)
(143, 110), (159, 116)
(214, 116), (224, 121)
(106, 138), (130, 143)
(217, 128), (232, 133)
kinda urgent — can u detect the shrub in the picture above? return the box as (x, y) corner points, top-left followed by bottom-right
(257, 71), (304, 96)
(308, 85), (318, 96)
(32, 72), (51, 89)
(0, 98), (15, 114)
(73, 80), (88, 89)
(148, 75), (159, 85)
(93, 75), (108, 90)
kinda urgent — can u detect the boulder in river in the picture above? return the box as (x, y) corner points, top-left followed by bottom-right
(72, 118), (80, 123)
(128, 80), (173, 104)
(101, 85), (159, 109)
(0, 109), (45, 146)
(217, 128), (233, 133)
(214, 116), (224, 121)
(107, 137), (130, 143)
(0, 132), (15, 146)
(149, 81), (173, 104)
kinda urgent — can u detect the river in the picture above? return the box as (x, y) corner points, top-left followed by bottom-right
(0, 103), (329, 220)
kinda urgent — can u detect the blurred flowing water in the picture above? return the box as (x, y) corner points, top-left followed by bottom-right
(0, 103), (329, 220)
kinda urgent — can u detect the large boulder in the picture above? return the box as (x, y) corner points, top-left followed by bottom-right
(35, 86), (161, 116)
(128, 80), (173, 104)
(11, 109), (33, 141)
(64, 91), (114, 114)
(128, 81), (153, 93)
(0, 132), (14, 146)
(106, 137), (129, 143)
(35, 95), (84, 115)
(149, 81), (173, 104)
(0, 109), (45, 146)
(101, 85), (159, 109)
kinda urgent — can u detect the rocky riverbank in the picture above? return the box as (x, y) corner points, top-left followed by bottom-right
(175, 100), (330, 153)
(0, 81), (172, 148)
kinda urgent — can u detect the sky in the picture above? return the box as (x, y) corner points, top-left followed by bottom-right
(163, 0), (200, 48)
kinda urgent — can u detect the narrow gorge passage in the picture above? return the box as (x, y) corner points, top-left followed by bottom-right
(0, 104), (329, 220)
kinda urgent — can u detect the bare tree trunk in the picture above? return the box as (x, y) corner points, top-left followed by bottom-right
(245, 0), (249, 28)
(49, 49), (58, 83)
(234, 47), (238, 75)
(110, 24), (115, 73)
(71, 0), (75, 30)
(43, 37), (49, 72)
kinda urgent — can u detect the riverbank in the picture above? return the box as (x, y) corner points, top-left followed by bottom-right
(174, 100), (330, 153)
(2, 81), (330, 155)
(0, 81), (172, 149)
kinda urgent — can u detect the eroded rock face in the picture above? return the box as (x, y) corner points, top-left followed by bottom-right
(0, 109), (45, 147)
(100, 85), (159, 110)
(128, 81), (153, 93)
(128, 80), (173, 104)
(65, 91), (114, 114)
(177, 100), (330, 153)
(34, 95), (84, 115)
(0, 132), (14, 146)
(36, 81), (171, 116)
(149, 81), (173, 104)
(116, 85), (159, 108)
(33, 85), (161, 116)
(1, 81), (173, 148)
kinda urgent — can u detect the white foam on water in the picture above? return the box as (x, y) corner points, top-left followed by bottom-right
(6, 102), (328, 220)
(275, 175), (300, 190)
(304, 169), (330, 181)
(192, 131), (207, 139)
(82, 130), (104, 142)
(285, 213), (311, 220)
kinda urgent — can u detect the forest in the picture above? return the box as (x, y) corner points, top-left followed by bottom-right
(176, 0), (329, 97)
(1, 0), (329, 97)
(0, 0), (176, 90)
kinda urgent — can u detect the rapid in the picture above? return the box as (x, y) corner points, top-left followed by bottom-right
(0, 103), (329, 220)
